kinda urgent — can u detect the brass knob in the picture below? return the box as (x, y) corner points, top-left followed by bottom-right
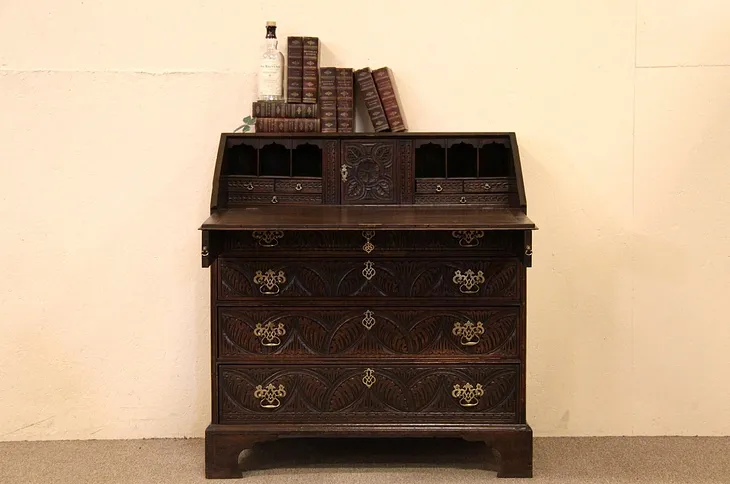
(483, 183), (491, 190)
(460, 196), (467, 204)
(246, 182), (254, 191)
(436, 184), (443, 192)
(295, 183), (303, 191)
(271, 195), (278, 204)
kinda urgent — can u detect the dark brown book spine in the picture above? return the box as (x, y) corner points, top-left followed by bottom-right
(372, 66), (407, 132)
(335, 68), (354, 133)
(253, 101), (318, 118)
(302, 37), (320, 104)
(255, 117), (320, 133)
(286, 37), (303, 103)
(354, 67), (390, 132)
(319, 67), (337, 133)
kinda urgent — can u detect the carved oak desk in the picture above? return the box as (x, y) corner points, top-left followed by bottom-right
(199, 132), (536, 478)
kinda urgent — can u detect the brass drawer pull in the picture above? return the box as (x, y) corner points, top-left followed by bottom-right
(253, 269), (286, 295)
(525, 245), (533, 256)
(452, 269), (485, 294)
(252, 230), (284, 247)
(254, 383), (286, 409)
(271, 195), (278, 204)
(362, 368), (376, 388)
(201, 246), (209, 257)
(436, 184), (443, 192)
(362, 310), (376, 330)
(452, 383), (484, 407)
(295, 183), (303, 191)
(452, 320), (485, 346)
(460, 196), (467, 204)
(246, 182), (254, 191)
(362, 261), (376, 281)
(451, 230), (484, 247)
(254, 322), (286, 346)
(362, 230), (375, 254)
(483, 183), (491, 190)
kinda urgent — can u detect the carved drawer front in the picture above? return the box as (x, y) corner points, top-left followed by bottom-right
(218, 306), (519, 360)
(227, 193), (322, 206)
(223, 230), (522, 255)
(218, 257), (519, 300)
(414, 193), (511, 206)
(415, 179), (463, 194)
(219, 364), (519, 423)
(340, 140), (397, 204)
(463, 178), (514, 193)
(225, 176), (275, 193)
(275, 178), (322, 194)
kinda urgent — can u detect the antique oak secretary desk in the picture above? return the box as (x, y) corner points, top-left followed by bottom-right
(199, 132), (537, 478)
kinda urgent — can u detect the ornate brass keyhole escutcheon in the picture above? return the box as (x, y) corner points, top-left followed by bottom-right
(452, 320), (485, 346)
(362, 310), (376, 330)
(452, 230), (484, 247)
(253, 269), (286, 295)
(362, 368), (376, 388)
(452, 383), (484, 407)
(252, 230), (284, 247)
(254, 322), (286, 347)
(362, 230), (376, 254)
(254, 383), (286, 409)
(452, 269), (485, 294)
(340, 164), (348, 182)
(362, 261), (376, 281)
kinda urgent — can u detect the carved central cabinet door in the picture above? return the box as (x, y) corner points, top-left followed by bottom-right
(340, 140), (397, 204)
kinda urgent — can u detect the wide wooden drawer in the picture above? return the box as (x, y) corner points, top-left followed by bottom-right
(218, 306), (519, 360)
(218, 364), (519, 423)
(221, 230), (522, 255)
(414, 193), (511, 206)
(218, 257), (520, 301)
(227, 193), (322, 205)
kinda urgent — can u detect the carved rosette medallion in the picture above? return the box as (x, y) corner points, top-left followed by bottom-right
(452, 269), (485, 294)
(253, 269), (287, 295)
(451, 383), (484, 407)
(253, 322), (286, 346)
(253, 383), (287, 409)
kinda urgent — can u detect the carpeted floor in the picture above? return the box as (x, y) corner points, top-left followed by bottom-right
(1, 436), (728, 483)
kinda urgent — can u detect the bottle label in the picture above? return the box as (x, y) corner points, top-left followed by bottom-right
(259, 61), (282, 97)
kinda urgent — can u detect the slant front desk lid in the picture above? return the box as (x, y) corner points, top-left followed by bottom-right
(200, 206), (536, 231)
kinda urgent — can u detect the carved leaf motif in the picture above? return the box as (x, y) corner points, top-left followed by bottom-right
(346, 145), (364, 163)
(409, 372), (444, 411)
(327, 316), (366, 354)
(408, 312), (448, 354)
(328, 374), (366, 412)
(369, 314), (409, 354)
(220, 264), (252, 297)
(372, 143), (393, 166)
(479, 313), (518, 356)
(479, 371), (518, 412)
(485, 263), (518, 296)
(369, 372), (410, 412)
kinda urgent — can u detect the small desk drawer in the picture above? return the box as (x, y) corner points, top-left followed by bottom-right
(219, 363), (519, 423)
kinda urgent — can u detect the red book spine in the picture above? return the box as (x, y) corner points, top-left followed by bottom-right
(286, 37), (303, 103)
(336, 68), (354, 133)
(255, 117), (320, 133)
(354, 67), (390, 132)
(302, 37), (320, 104)
(319, 67), (337, 133)
(253, 101), (318, 118)
(371, 66), (407, 132)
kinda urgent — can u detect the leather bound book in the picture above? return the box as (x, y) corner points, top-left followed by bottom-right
(302, 37), (320, 104)
(319, 67), (337, 133)
(354, 67), (390, 132)
(254, 117), (320, 133)
(372, 66), (407, 132)
(335, 68), (354, 133)
(253, 101), (318, 118)
(286, 37), (304, 103)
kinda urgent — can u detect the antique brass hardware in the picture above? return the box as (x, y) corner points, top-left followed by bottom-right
(452, 320), (485, 346)
(340, 164), (348, 182)
(246, 182), (254, 191)
(362, 230), (376, 254)
(483, 183), (491, 190)
(201, 246), (209, 257)
(436, 184), (443, 192)
(252, 230), (284, 247)
(271, 195), (278, 204)
(525, 245), (533, 256)
(362, 261), (376, 281)
(362, 368), (376, 388)
(452, 269), (485, 294)
(451, 230), (484, 247)
(452, 383), (484, 407)
(254, 322), (286, 347)
(460, 196), (467, 204)
(295, 183), (303, 191)
(253, 269), (286, 295)
(254, 383), (286, 409)
(362, 310), (376, 330)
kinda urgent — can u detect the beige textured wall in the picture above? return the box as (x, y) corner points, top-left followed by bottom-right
(1, 0), (729, 440)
